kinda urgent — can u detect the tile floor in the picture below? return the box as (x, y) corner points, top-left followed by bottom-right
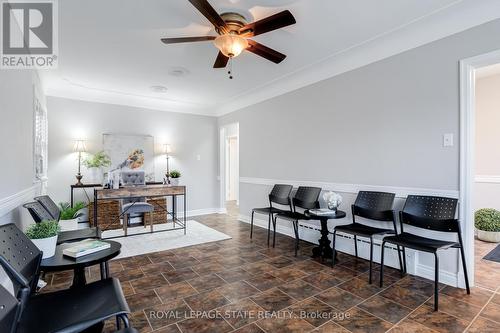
(42, 213), (500, 333)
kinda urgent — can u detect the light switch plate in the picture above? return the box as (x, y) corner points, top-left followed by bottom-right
(443, 133), (454, 147)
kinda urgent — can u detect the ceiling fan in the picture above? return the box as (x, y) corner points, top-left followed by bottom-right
(161, 0), (296, 78)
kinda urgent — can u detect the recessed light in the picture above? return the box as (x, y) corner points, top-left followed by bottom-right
(150, 85), (168, 93)
(168, 67), (190, 77)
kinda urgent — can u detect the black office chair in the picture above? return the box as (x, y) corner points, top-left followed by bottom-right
(23, 200), (101, 244)
(251, 184), (293, 247)
(332, 191), (404, 283)
(35, 195), (62, 220)
(275, 187), (322, 256)
(0, 223), (132, 333)
(379, 195), (470, 311)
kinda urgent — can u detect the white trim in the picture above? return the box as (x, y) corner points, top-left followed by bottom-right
(240, 177), (458, 198)
(0, 185), (39, 218)
(459, 48), (500, 289)
(178, 207), (226, 218)
(475, 175), (500, 184)
(416, 264), (459, 288)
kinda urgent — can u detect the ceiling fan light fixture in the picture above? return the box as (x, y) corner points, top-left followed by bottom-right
(214, 34), (248, 58)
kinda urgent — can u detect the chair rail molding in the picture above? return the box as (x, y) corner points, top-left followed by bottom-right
(239, 177), (459, 199)
(475, 175), (500, 183)
(0, 185), (40, 218)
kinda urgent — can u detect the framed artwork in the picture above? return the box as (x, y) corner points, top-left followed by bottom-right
(103, 134), (155, 181)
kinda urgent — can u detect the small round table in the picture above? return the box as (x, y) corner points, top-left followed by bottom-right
(306, 210), (346, 261)
(41, 240), (121, 288)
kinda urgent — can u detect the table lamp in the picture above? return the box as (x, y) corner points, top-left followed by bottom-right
(164, 144), (172, 184)
(74, 139), (86, 185)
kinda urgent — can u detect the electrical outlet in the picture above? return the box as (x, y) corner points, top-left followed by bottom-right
(196, 155), (201, 161)
(443, 133), (453, 147)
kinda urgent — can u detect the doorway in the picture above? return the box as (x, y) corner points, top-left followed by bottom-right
(219, 123), (239, 217)
(460, 49), (500, 289)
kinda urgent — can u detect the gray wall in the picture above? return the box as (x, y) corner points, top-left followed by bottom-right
(47, 97), (219, 213)
(219, 19), (500, 287)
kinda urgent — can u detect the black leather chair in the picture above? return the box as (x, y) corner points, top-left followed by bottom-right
(379, 195), (471, 311)
(275, 186), (322, 256)
(251, 184), (293, 247)
(0, 223), (132, 333)
(332, 191), (404, 283)
(23, 200), (101, 244)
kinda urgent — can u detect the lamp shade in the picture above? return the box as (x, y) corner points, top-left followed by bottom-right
(163, 144), (172, 154)
(214, 35), (248, 58)
(73, 140), (87, 153)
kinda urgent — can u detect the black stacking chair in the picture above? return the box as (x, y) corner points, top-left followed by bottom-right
(379, 195), (470, 311)
(0, 223), (133, 333)
(23, 200), (101, 244)
(35, 195), (62, 220)
(275, 187), (322, 256)
(332, 191), (403, 283)
(251, 184), (293, 247)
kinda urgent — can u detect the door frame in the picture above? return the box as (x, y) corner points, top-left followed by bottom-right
(219, 123), (239, 212)
(459, 48), (500, 287)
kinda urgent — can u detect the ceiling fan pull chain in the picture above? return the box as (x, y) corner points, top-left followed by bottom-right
(228, 58), (233, 79)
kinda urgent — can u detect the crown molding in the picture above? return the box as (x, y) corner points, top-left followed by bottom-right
(215, 0), (500, 116)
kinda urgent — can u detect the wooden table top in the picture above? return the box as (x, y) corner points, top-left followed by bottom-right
(96, 185), (186, 199)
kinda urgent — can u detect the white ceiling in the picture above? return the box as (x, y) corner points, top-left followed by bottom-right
(40, 0), (500, 116)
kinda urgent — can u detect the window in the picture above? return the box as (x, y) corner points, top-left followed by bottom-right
(34, 93), (48, 182)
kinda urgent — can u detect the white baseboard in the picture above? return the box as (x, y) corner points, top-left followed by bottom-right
(179, 207), (226, 218)
(239, 177), (458, 199)
(416, 263), (459, 288)
(0, 185), (40, 218)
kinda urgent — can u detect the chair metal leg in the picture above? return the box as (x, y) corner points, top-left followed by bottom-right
(267, 214), (271, 247)
(119, 314), (130, 328)
(457, 233), (471, 294)
(379, 241), (386, 288)
(369, 237), (373, 284)
(354, 235), (358, 257)
(396, 245), (405, 277)
(116, 316), (121, 330)
(434, 252), (439, 311)
(331, 230), (337, 267)
(272, 216), (277, 248)
(459, 245), (471, 294)
(402, 247), (407, 274)
(293, 221), (299, 257)
(250, 211), (254, 239)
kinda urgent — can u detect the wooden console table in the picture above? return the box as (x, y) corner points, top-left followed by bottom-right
(93, 185), (186, 238)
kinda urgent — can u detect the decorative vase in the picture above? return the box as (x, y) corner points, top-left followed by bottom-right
(477, 229), (500, 243)
(59, 218), (79, 231)
(90, 167), (104, 184)
(31, 235), (58, 259)
(170, 178), (180, 186)
(323, 191), (342, 213)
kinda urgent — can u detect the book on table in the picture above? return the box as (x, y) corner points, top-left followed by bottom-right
(63, 239), (111, 258)
(308, 208), (334, 216)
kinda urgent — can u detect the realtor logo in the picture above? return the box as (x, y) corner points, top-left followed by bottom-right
(1, 0), (58, 69)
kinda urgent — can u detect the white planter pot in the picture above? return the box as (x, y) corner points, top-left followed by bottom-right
(90, 167), (104, 184)
(31, 235), (58, 259)
(477, 229), (500, 243)
(59, 218), (79, 231)
(170, 178), (180, 186)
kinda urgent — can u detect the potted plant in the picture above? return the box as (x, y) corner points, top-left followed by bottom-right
(59, 201), (86, 231)
(83, 151), (111, 184)
(168, 170), (181, 186)
(475, 208), (500, 243)
(25, 220), (60, 258)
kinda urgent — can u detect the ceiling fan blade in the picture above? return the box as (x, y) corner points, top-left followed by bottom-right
(246, 40), (286, 64)
(239, 10), (296, 37)
(161, 36), (216, 44)
(188, 0), (228, 34)
(213, 51), (229, 68)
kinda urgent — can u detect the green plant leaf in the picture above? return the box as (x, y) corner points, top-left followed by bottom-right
(25, 220), (60, 239)
(474, 208), (500, 232)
